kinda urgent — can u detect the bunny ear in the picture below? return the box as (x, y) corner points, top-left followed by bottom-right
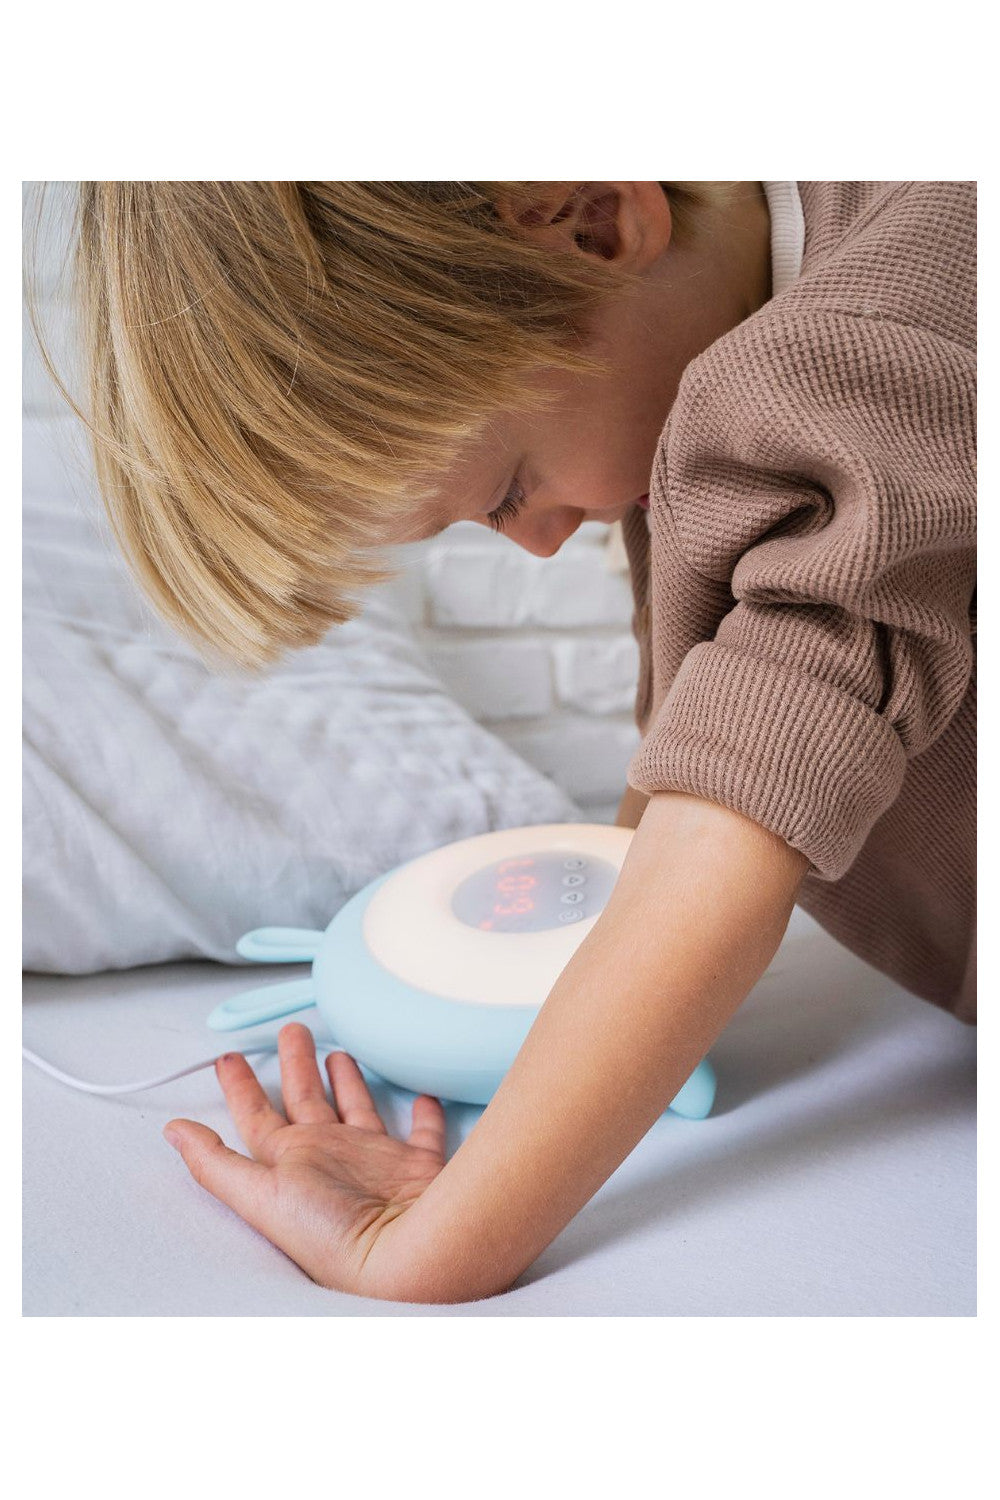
(235, 927), (323, 963)
(207, 978), (317, 1032)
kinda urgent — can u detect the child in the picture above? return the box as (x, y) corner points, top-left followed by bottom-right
(66, 181), (976, 1303)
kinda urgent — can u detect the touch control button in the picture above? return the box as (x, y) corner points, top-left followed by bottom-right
(559, 909), (583, 922)
(563, 858), (586, 870)
(562, 873), (586, 887)
(560, 891), (584, 905)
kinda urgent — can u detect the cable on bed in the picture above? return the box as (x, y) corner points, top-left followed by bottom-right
(20, 1044), (297, 1096)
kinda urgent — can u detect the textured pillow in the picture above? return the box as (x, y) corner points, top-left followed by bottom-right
(22, 414), (581, 973)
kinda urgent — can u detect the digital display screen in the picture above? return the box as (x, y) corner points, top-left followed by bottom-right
(450, 850), (618, 934)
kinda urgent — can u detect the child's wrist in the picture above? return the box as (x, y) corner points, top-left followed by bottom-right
(355, 1203), (441, 1304)
(357, 1198), (508, 1306)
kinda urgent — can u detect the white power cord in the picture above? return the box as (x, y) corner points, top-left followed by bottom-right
(21, 1043), (287, 1096)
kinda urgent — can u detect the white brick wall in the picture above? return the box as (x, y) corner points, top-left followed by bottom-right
(373, 519), (641, 825)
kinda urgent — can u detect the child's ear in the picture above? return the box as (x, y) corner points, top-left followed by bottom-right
(493, 182), (671, 270)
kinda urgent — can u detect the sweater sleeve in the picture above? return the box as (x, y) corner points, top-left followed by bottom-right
(626, 309), (976, 881)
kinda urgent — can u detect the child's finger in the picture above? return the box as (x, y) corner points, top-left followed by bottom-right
(408, 1095), (447, 1159)
(215, 1052), (287, 1162)
(325, 1051), (388, 1134)
(277, 1023), (339, 1126)
(164, 1119), (270, 1225)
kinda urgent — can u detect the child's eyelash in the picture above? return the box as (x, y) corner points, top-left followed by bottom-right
(487, 480), (526, 533)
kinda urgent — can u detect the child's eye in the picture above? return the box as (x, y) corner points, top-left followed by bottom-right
(487, 480), (527, 533)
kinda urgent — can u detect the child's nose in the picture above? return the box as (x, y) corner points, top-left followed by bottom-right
(506, 508), (584, 558)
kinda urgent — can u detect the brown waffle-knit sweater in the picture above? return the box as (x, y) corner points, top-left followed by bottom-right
(623, 182), (976, 1022)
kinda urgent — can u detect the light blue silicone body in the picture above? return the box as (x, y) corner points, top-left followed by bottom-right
(209, 869), (717, 1120)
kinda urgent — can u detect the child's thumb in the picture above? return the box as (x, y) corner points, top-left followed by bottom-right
(162, 1118), (268, 1216)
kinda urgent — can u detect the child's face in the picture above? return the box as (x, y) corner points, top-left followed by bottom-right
(407, 342), (676, 554)
(405, 182), (770, 556)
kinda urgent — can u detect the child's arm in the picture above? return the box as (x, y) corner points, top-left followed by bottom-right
(614, 781), (651, 829)
(165, 790), (808, 1303)
(361, 790), (809, 1302)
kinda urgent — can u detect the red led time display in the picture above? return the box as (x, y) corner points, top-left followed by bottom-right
(451, 849), (613, 934)
(478, 857), (538, 929)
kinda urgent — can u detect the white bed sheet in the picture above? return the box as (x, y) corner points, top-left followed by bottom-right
(22, 905), (976, 1317)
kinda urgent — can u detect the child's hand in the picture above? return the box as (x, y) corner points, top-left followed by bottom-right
(163, 1022), (447, 1294)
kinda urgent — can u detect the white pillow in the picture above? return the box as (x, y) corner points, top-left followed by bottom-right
(22, 414), (581, 973)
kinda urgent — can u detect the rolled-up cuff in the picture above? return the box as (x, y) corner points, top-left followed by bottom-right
(626, 643), (907, 881)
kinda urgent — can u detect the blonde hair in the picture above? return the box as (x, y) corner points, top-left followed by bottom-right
(37, 181), (724, 666)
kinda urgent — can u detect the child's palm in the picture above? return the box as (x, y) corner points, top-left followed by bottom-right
(164, 1024), (447, 1292)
